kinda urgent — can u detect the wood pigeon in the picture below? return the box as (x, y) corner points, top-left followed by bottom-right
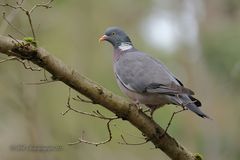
(99, 27), (209, 118)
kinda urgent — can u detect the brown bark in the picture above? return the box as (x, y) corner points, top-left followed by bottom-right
(0, 35), (199, 160)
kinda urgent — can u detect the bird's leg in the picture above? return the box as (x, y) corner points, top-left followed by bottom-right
(143, 108), (151, 113)
(150, 108), (155, 119)
(133, 100), (142, 111)
(145, 105), (158, 119)
(160, 107), (187, 138)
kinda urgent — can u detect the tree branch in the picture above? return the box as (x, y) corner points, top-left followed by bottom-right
(68, 120), (114, 146)
(0, 35), (199, 160)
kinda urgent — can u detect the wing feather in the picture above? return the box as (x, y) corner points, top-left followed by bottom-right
(114, 50), (193, 95)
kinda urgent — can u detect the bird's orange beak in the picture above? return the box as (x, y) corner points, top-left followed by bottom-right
(99, 35), (108, 42)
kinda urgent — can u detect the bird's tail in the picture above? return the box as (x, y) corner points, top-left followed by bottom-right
(184, 102), (210, 119)
(174, 95), (210, 119)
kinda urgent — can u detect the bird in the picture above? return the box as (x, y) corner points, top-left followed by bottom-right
(99, 27), (209, 119)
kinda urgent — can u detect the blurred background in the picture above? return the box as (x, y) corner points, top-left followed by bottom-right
(0, 0), (240, 159)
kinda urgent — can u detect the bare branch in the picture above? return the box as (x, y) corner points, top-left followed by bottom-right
(160, 108), (187, 137)
(73, 95), (95, 104)
(0, 3), (19, 10)
(0, 0), (54, 46)
(0, 55), (41, 71)
(92, 110), (109, 118)
(8, 34), (22, 46)
(16, 0), (25, 6)
(23, 60), (41, 71)
(0, 2), (27, 12)
(118, 134), (149, 146)
(62, 88), (118, 120)
(0, 35), (199, 160)
(68, 108), (114, 119)
(2, 12), (26, 37)
(68, 119), (113, 146)
(0, 56), (16, 63)
(0, 0), (207, 154)
(3, 12), (26, 37)
(61, 87), (73, 115)
(41, 69), (48, 81)
(23, 80), (56, 85)
(29, 0), (54, 14)
(113, 124), (146, 140)
(25, 12), (36, 44)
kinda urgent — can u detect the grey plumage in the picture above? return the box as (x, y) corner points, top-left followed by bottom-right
(115, 50), (194, 95)
(100, 27), (210, 118)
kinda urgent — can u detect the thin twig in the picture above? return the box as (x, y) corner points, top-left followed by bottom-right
(2, 12), (26, 37)
(16, 0), (25, 6)
(0, 54), (41, 71)
(29, 0), (54, 14)
(160, 108), (187, 138)
(0, 0), (54, 46)
(40, 69), (48, 81)
(113, 124), (146, 140)
(8, 34), (22, 46)
(23, 80), (56, 85)
(62, 88), (118, 120)
(27, 0), (54, 43)
(0, 3), (27, 12)
(0, 56), (17, 63)
(63, 104), (115, 120)
(19, 60), (41, 71)
(73, 95), (94, 104)
(25, 60), (41, 71)
(25, 11), (36, 44)
(92, 110), (109, 118)
(68, 119), (113, 146)
(118, 134), (149, 145)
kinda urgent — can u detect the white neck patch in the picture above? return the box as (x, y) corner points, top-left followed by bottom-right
(118, 42), (133, 51)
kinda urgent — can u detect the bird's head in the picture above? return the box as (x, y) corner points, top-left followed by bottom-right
(99, 27), (132, 48)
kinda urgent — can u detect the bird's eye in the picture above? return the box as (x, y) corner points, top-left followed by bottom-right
(112, 32), (116, 36)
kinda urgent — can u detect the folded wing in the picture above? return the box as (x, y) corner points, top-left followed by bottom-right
(115, 50), (192, 96)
